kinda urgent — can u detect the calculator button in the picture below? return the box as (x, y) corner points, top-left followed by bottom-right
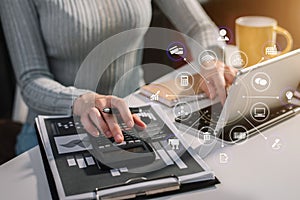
(110, 169), (121, 177)
(116, 141), (127, 146)
(85, 156), (95, 166)
(67, 158), (76, 167)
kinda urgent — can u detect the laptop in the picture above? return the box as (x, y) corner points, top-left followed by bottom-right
(175, 49), (300, 144)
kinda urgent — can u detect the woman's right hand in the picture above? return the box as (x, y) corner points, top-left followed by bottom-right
(72, 93), (146, 143)
(199, 61), (238, 105)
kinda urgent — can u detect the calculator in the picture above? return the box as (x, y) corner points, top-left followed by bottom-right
(88, 124), (156, 169)
(53, 111), (157, 169)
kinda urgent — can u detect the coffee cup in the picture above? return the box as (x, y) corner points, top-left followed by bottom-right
(235, 16), (292, 67)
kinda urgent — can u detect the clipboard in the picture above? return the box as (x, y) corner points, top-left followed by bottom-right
(36, 104), (220, 200)
(38, 140), (219, 200)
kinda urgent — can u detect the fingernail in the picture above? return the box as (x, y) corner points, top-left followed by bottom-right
(93, 131), (99, 137)
(127, 120), (134, 128)
(115, 134), (123, 143)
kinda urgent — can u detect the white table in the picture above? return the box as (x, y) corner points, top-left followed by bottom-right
(1, 45), (300, 199)
(1, 89), (300, 200)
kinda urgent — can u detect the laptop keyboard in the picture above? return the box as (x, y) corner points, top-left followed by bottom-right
(175, 102), (298, 142)
(175, 102), (223, 131)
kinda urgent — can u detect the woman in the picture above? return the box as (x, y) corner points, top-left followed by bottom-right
(0, 0), (236, 155)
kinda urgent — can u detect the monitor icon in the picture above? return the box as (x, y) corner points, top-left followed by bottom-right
(250, 102), (270, 122)
(254, 107), (266, 118)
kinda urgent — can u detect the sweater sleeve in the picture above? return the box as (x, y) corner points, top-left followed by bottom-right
(154, 0), (223, 58)
(0, 0), (90, 115)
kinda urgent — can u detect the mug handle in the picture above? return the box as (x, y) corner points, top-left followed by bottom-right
(274, 26), (293, 55)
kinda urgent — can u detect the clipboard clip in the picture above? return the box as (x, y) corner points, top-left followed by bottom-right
(94, 175), (180, 200)
(125, 177), (148, 184)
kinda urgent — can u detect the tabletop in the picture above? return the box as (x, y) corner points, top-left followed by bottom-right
(1, 46), (300, 200)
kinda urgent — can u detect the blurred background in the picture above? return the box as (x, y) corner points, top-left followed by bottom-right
(1, 0), (299, 164)
(203, 0), (300, 48)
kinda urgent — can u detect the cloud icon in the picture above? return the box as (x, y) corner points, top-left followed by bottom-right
(254, 77), (268, 86)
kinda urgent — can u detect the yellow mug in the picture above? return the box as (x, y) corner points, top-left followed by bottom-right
(235, 16), (293, 67)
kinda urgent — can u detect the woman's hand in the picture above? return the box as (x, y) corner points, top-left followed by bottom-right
(200, 61), (238, 105)
(73, 93), (146, 143)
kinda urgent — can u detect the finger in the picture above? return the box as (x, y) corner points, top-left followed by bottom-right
(224, 65), (238, 85)
(199, 79), (210, 98)
(212, 72), (227, 105)
(81, 113), (99, 137)
(201, 81), (212, 99)
(103, 114), (124, 143)
(133, 114), (147, 129)
(110, 97), (134, 128)
(203, 78), (217, 99)
(206, 80), (217, 99)
(88, 107), (112, 138)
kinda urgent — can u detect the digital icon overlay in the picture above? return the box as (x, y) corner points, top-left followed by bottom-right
(167, 42), (186, 62)
(150, 90), (160, 101)
(198, 50), (218, 70)
(229, 51), (248, 68)
(219, 153), (229, 164)
(251, 72), (271, 92)
(173, 102), (192, 121)
(265, 45), (278, 56)
(175, 71), (194, 90)
(272, 138), (282, 150)
(218, 28), (230, 42)
(229, 125), (248, 144)
(168, 138), (180, 150)
(250, 102), (270, 122)
(262, 41), (281, 58)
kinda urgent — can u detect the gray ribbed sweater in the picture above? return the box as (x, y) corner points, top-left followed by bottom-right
(0, 0), (220, 124)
